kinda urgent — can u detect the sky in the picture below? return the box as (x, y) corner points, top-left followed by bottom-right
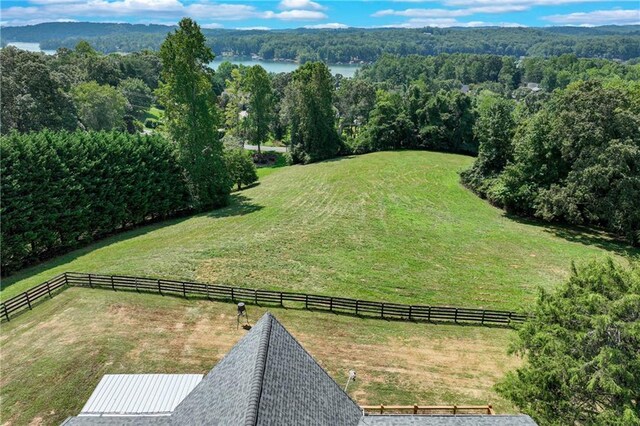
(1, 0), (639, 29)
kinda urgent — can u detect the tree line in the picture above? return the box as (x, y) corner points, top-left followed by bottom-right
(0, 131), (191, 273)
(3, 22), (640, 61)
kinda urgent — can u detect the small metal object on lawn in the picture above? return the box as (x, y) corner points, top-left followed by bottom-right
(237, 302), (249, 329)
(344, 370), (356, 392)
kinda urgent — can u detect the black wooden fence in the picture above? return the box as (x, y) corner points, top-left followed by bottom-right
(1, 272), (528, 326)
(1, 273), (67, 321)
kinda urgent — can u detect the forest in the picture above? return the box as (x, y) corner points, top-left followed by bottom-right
(2, 22), (640, 61)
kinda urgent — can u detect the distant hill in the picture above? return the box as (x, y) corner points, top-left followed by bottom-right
(2, 22), (639, 61)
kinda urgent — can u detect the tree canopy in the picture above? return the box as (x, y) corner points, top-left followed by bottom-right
(157, 18), (230, 209)
(497, 258), (640, 425)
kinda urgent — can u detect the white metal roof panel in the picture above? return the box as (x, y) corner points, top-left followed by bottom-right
(79, 374), (203, 416)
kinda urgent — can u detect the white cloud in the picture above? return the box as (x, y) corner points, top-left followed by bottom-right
(1, 1), (263, 26)
(304, 22), (349, 29)
(544, 9), (640, 26)
(264, 9), (327, 20)
(278, 0), (325, 11)
(373, 8), (466, 18)
(201, 22), (224, 29)
(372, 4), (527, 19)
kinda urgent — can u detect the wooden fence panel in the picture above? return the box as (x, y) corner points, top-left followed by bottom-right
(1, 272), (529, 326)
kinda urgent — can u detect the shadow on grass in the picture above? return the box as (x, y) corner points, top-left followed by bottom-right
(321, 155), (356, 164)
(505, 213), (640, 258)
(1, 194), (264, 293)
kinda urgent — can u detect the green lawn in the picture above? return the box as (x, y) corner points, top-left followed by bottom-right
(0, 288), (519, 425)
(142, 106), (164, 122)
(2, 151), (635, 310)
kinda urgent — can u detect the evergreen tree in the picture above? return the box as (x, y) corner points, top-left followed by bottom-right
(498, 258), (640, 425)
(156, 18), (230, 209)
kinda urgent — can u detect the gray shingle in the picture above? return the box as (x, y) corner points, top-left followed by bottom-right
(358, 415), (537, 425)
(256, 315), (363, 425)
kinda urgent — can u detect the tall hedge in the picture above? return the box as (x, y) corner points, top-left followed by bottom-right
(1, 131), (191, 274)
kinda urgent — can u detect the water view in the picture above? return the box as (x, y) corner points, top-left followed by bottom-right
(210, 58), (361, 77)
(5, 42), (361, 77)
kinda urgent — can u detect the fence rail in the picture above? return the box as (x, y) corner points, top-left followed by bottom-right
(1, 273), (68, 321)
(1, 272), (528, 326)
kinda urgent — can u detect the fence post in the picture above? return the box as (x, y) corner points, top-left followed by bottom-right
(381, 303), (384, 319)
(481, 310), (485, 325)
(158, 279), (162, 296)
(88, 274), (93, 288)
(409, 305), (413, 321)
(355, 300), (359, 315)
(305, 294), (309, 309)
(25, 293), (32, 310)
(182, 282), (186, 298)
(329, 297), (333, 312)
(380, 405), (384, 415)
(254, 289), (258, 305)
(3, 304), (9, 321)
(111, 276), (116, 291)
(231, 288), (235, 302)
(413, 405), (418, 415)
(63, 272), (69, 287)
(279, 292), (283, 307)
(46, 281), (52, 298)
(508, 312), (512, 325)
(453, 405), (457, 415)
(427, 306), (431, 322)
(454, 308), (458, 323)
(135, 278), (139, 293)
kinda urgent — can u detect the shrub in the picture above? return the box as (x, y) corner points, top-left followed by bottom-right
(225, 148), (258, 191)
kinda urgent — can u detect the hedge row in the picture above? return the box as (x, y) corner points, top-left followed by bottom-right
(1, 131), (191, 273)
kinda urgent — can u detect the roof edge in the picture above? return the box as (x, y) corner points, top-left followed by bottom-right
(244, 313), (274, 426)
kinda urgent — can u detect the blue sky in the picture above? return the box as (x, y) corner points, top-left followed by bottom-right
(1, 0), (638, 29)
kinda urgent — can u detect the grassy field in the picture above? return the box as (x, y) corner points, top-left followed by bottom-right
(0, 287), (520, 425)
(2, 151), (635, 310)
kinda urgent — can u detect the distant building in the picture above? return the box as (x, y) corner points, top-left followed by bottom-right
(62, 313), (537, 425)
(526, 82), (541, 92)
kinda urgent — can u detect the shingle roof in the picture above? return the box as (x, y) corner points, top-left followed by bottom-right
(171, 312), (363, 425)
(62, 313), (538, 426)
(63, 313), (363, 426)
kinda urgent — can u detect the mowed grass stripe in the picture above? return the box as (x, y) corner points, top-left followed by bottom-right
(2, 151), (635, 310)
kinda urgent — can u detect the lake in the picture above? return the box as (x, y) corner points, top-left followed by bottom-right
(210, 58), (360, 77)
(5, 42), (57, 55)
(5, 42), (361, 77)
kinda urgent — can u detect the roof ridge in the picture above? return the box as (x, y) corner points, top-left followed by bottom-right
(244, 313), (273, 426)
(267, 314), (362, 412)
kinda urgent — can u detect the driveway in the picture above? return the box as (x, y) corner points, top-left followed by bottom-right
(244, 144), (287, 153)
